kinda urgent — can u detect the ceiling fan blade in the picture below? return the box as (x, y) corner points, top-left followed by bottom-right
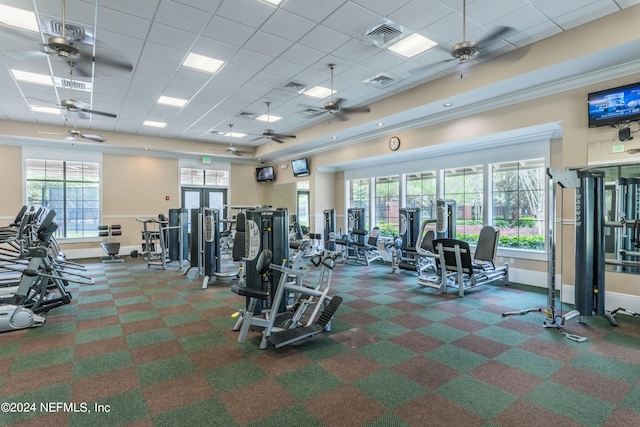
(476, 26), (515, 48)
(64, 135), (76, 141)
(251, 136), (265, 141)
(271, 137), (285, 144)
(87, 52), (134, 74)
(341, 105), (371, 115)
(79, 133), (105, 142)
(273, 133), (296, 139)
(84, 109), (117, 118)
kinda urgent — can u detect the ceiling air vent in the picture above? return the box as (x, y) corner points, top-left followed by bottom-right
(40, 16), (94, 45)
(284, 81), (307, 94)
(363, 72), (396, 88)
(365, 20), (404, 48)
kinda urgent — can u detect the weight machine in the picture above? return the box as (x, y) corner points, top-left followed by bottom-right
(323, 209), (336, 251)
(390, 208), (422, 274)
(182, 207), (222, 289)
(135, 216), (170, 269)
(416, 199), (457, 288)
(504, 167), (617, 339)
(230, 206), (342, 349)
(168, 208), (189, 267)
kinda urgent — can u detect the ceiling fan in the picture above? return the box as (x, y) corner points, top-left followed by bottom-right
(408, 0), (516, 78)
(252, 102), (296, 144)
(445, 0), (514, 77)
(218, 124), (251, 156)
(39, 121), (105, 143)
(1, 0), (133, 77)
(310, 64), (371, 121)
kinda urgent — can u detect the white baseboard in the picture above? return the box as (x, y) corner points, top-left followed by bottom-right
(560, 285), (640, 314)
(507, 267), (549, 288)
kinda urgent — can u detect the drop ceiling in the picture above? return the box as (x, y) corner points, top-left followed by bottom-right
(0, 0), (639, 162)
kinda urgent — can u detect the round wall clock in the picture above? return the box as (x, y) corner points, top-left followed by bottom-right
(389, 136), (400, 151)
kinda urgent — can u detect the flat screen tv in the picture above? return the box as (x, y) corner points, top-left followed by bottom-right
(256, 165), (275, 182)
(588, 82), (640, 127)
(291, 158), (310, 177)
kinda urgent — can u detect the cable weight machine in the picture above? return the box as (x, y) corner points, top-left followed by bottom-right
(509, 167), (617, 337)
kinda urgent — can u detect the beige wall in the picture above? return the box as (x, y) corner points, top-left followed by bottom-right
(0, 145), (22, 219)
(99, 154), (179, 248)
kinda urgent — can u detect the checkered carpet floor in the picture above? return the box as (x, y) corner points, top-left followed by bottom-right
(1, 255), (640, 426)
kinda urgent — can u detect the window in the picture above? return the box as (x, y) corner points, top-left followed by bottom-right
(296, 181), (310, 230)
(406, 171), (437, 221)
(26, 159), (100, 238)
(181, 168), (229, 186)
(349, 179), (370, 231)
(492, 160), (545, 250)
(444, 166), (484, 240)
(375, 175), (399, 237)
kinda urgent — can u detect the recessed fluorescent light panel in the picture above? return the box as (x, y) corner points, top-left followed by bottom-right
(158, 96), (188, 107)
(11, 70), (53, 86)
(0, 5), (39, 32)
(31, 106), (60, 115)
(143, 120), (166, 128)
(224, 131), (247, 138)
(256, 114), (281, 123)
(388, 33), (438, 58)
(304, 86), (336, 99)
(258, 0), (286, 6)
(182, 53), (224, 73)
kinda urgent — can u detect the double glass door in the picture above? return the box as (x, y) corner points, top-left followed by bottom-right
(181, 187), (227, 231)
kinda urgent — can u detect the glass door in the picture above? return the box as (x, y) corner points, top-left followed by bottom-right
(181, 188), (227, 231)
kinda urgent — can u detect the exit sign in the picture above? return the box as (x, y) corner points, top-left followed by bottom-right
(612, 144), (625, 153)
(202, 156), (212, 164)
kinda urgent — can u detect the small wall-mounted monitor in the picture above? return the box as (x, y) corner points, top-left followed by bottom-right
(588, 82), (640, 128)
(291, 158), (310, 177)
(256, 165), (275, 182)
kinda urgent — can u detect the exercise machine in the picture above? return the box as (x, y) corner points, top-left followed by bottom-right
(168, 208), (189, 267)
(391, 208), (422, 274)
(415, 199), (457, 287)
(428, 226), (508, 297)
(134, 216), (170, 269)
(323, 209), (336, 251)
(183, 207), (222, 289)
(504, 167), (617, 339)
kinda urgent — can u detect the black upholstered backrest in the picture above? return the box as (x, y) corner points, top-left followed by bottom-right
(432, 238), (473, 272)
(474, 226), (499, 263)
(232, 212), (246, 261)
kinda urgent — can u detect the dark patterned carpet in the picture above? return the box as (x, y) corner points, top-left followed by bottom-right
(1, 254), (640, 427)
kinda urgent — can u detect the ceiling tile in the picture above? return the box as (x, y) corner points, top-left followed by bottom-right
(202, 16), (256, 47)
(154, 0), (213, 34)
(260, 9), (317, 42)
(244, 31), (294, 58)
(298, 25), (351, 54)
(147, 22), (198, 50)
(323, 2), (383, 38)
(216, 0), (275, 28)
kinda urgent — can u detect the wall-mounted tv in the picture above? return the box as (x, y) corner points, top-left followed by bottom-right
(256, 165), (275, 182)
(588, 82), (640, 127)
(291, 158), (310, 177)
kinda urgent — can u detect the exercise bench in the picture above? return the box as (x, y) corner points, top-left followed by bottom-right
(99, 225), (123, 263)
